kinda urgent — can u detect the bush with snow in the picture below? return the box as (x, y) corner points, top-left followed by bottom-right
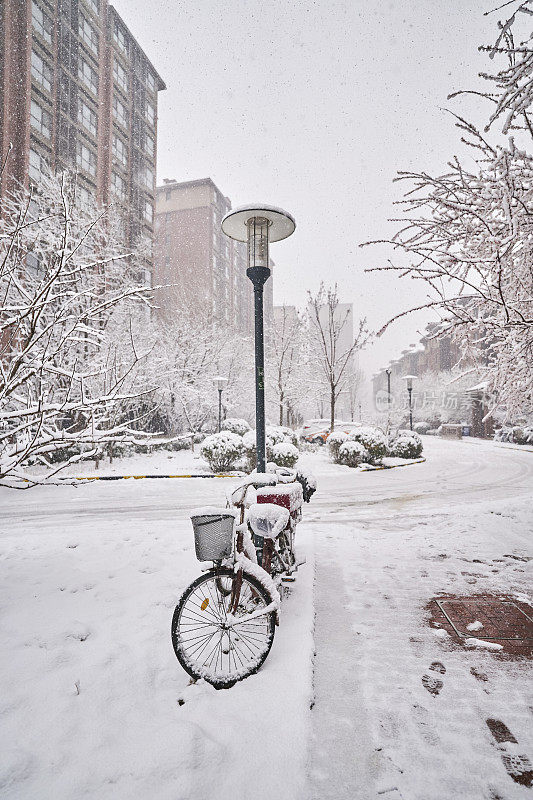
(414, 422), (430, 435)
(280, 426), (299, 447)
(338, 441), (369, 468)
(265, 425), (287, 446)
(200, 431), (244, 472)
(348, 426), (388, 465)
(242, 430), (276, 470)
(270, 442), (299, 468)
(390, 435), (423, 459)
(398, 429), (422, 447)
(221, 418), (251, 437)
(327, 431), (349, 463)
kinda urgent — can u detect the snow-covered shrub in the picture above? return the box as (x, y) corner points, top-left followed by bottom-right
(270, 442), (299, 468)
(338, 441), (369, 468)
(265, 425), (287, 446)
(221, 418), (251, 437)
(390, 435), (423, 459)
(414, 422), (430, 435)
(398, 429), (422, 446)
(348, 426), (388, 465)
(281, 426), (299, 447)
(327, 431), (348, 463)
(200, 431), (244, 472)
(242, 430), (276, 470)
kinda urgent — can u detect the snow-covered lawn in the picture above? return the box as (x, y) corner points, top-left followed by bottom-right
(0, 437), (531, 799)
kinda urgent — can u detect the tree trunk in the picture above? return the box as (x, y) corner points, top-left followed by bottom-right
(279, 402), (283, 426)
(330, 389), (335, 433)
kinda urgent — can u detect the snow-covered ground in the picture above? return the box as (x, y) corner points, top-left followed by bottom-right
(0, 437), (531, 799)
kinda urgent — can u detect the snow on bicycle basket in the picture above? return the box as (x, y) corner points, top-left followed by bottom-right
(248, 502), (290, 540)
(190, 507), (237, 561)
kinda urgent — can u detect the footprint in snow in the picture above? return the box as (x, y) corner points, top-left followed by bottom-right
(422, 662), (446, 696)
(486, 718), (533, 788)
(412, 704), (439, 746)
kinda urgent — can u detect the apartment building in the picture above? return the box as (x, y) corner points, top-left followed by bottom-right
(154, 177), (274, 334)
(0, 0), (164, 281)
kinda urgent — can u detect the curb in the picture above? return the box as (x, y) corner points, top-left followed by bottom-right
(359, 457), (426, 472)
(61, 472), (246, 482)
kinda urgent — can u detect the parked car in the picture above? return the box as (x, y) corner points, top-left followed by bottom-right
(301, 419), (360, 444)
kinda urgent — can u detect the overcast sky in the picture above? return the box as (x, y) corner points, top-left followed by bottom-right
(114, 0), (499, 378)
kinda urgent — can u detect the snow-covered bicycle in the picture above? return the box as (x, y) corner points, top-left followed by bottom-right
(171, 467), (315, 688)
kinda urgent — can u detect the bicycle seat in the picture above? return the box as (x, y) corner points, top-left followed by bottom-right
(247, 502), (290, 540)
(229, 473), (277, 507)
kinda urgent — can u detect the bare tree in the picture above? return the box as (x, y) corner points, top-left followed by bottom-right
(269, 305), (307, 426)
(307, 284), (370, 432)
(362, 5), (533, 421)
(0, 170), (154, 486)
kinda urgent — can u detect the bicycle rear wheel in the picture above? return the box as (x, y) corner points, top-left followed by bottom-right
(171, 567), (276, 689)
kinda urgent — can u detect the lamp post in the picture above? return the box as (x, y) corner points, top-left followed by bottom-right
(385, 368), (391, 407)
(401, 374), (417, 431)
(222, 204), (295, 473)
(213, 376), (228, 432)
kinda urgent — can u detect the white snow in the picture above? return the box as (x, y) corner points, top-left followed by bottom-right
(0, 435), (531, 799)
(466, 620), (484, 632)
(465, 638), (504, 651)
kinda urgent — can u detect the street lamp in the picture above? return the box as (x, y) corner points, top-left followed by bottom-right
(401, 374), (417, 431)
(385, 368), (391, 407)
(213, 376), (228, 432)
(222, 204), (296, 472)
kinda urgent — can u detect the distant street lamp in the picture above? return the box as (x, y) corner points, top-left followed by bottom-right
(222, 205), (295, 472)
(213, 376), (228, 432)
(401, 374), (417, 431)
(385, 368), (391, 407)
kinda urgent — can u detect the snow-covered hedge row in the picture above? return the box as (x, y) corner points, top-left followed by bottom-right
(329, 425), (424, 467)
(494, 425), (533, 445)
(202, 425), (301, 472)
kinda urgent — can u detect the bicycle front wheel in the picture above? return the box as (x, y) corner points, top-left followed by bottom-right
(171, 567), (276, 689)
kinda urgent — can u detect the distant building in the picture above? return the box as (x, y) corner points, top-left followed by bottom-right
(153, 177), (273, 334)
(372, 323), (493, 437)
(0, 0), (165, 282)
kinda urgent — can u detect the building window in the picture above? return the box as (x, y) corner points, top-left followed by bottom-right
(78, 58), (98, 95)
(113, 59), (128, 93)
(143, 200), (153, 223)
(32, 1), (53, 44)
(78, 97), (97, 136)
(31, 50), (52, 93)
(29, 148), (46, 181)
(139, 165), (153, 189)
(145, 100), (155, 125)
(113, 95), (128, 128)
(145, 134), (154, 158)
(30, 99), (52, 139)
(112, 133), (127, 167)
(83, 0), (99, 13)
(111, 171), (126, 200)
(77, 184), (94, 209)
(79, 15), (98, 56)
(146, 70), (156, 93)
(76, 139), (96, 176)
(113, 20), (128, 54)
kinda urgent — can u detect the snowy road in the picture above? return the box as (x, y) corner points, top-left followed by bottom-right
(0, 437), (531, 799)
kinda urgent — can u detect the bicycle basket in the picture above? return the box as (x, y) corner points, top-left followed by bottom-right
(190, 507), (236, 561)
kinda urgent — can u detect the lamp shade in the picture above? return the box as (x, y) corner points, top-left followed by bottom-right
(221, 204), (296, 243)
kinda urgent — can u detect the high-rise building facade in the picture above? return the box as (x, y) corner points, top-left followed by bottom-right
(154, 177), (274, 335)
(0, 0), (164, 281)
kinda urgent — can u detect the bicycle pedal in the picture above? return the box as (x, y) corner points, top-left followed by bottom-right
(282, 575), (296, 582)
